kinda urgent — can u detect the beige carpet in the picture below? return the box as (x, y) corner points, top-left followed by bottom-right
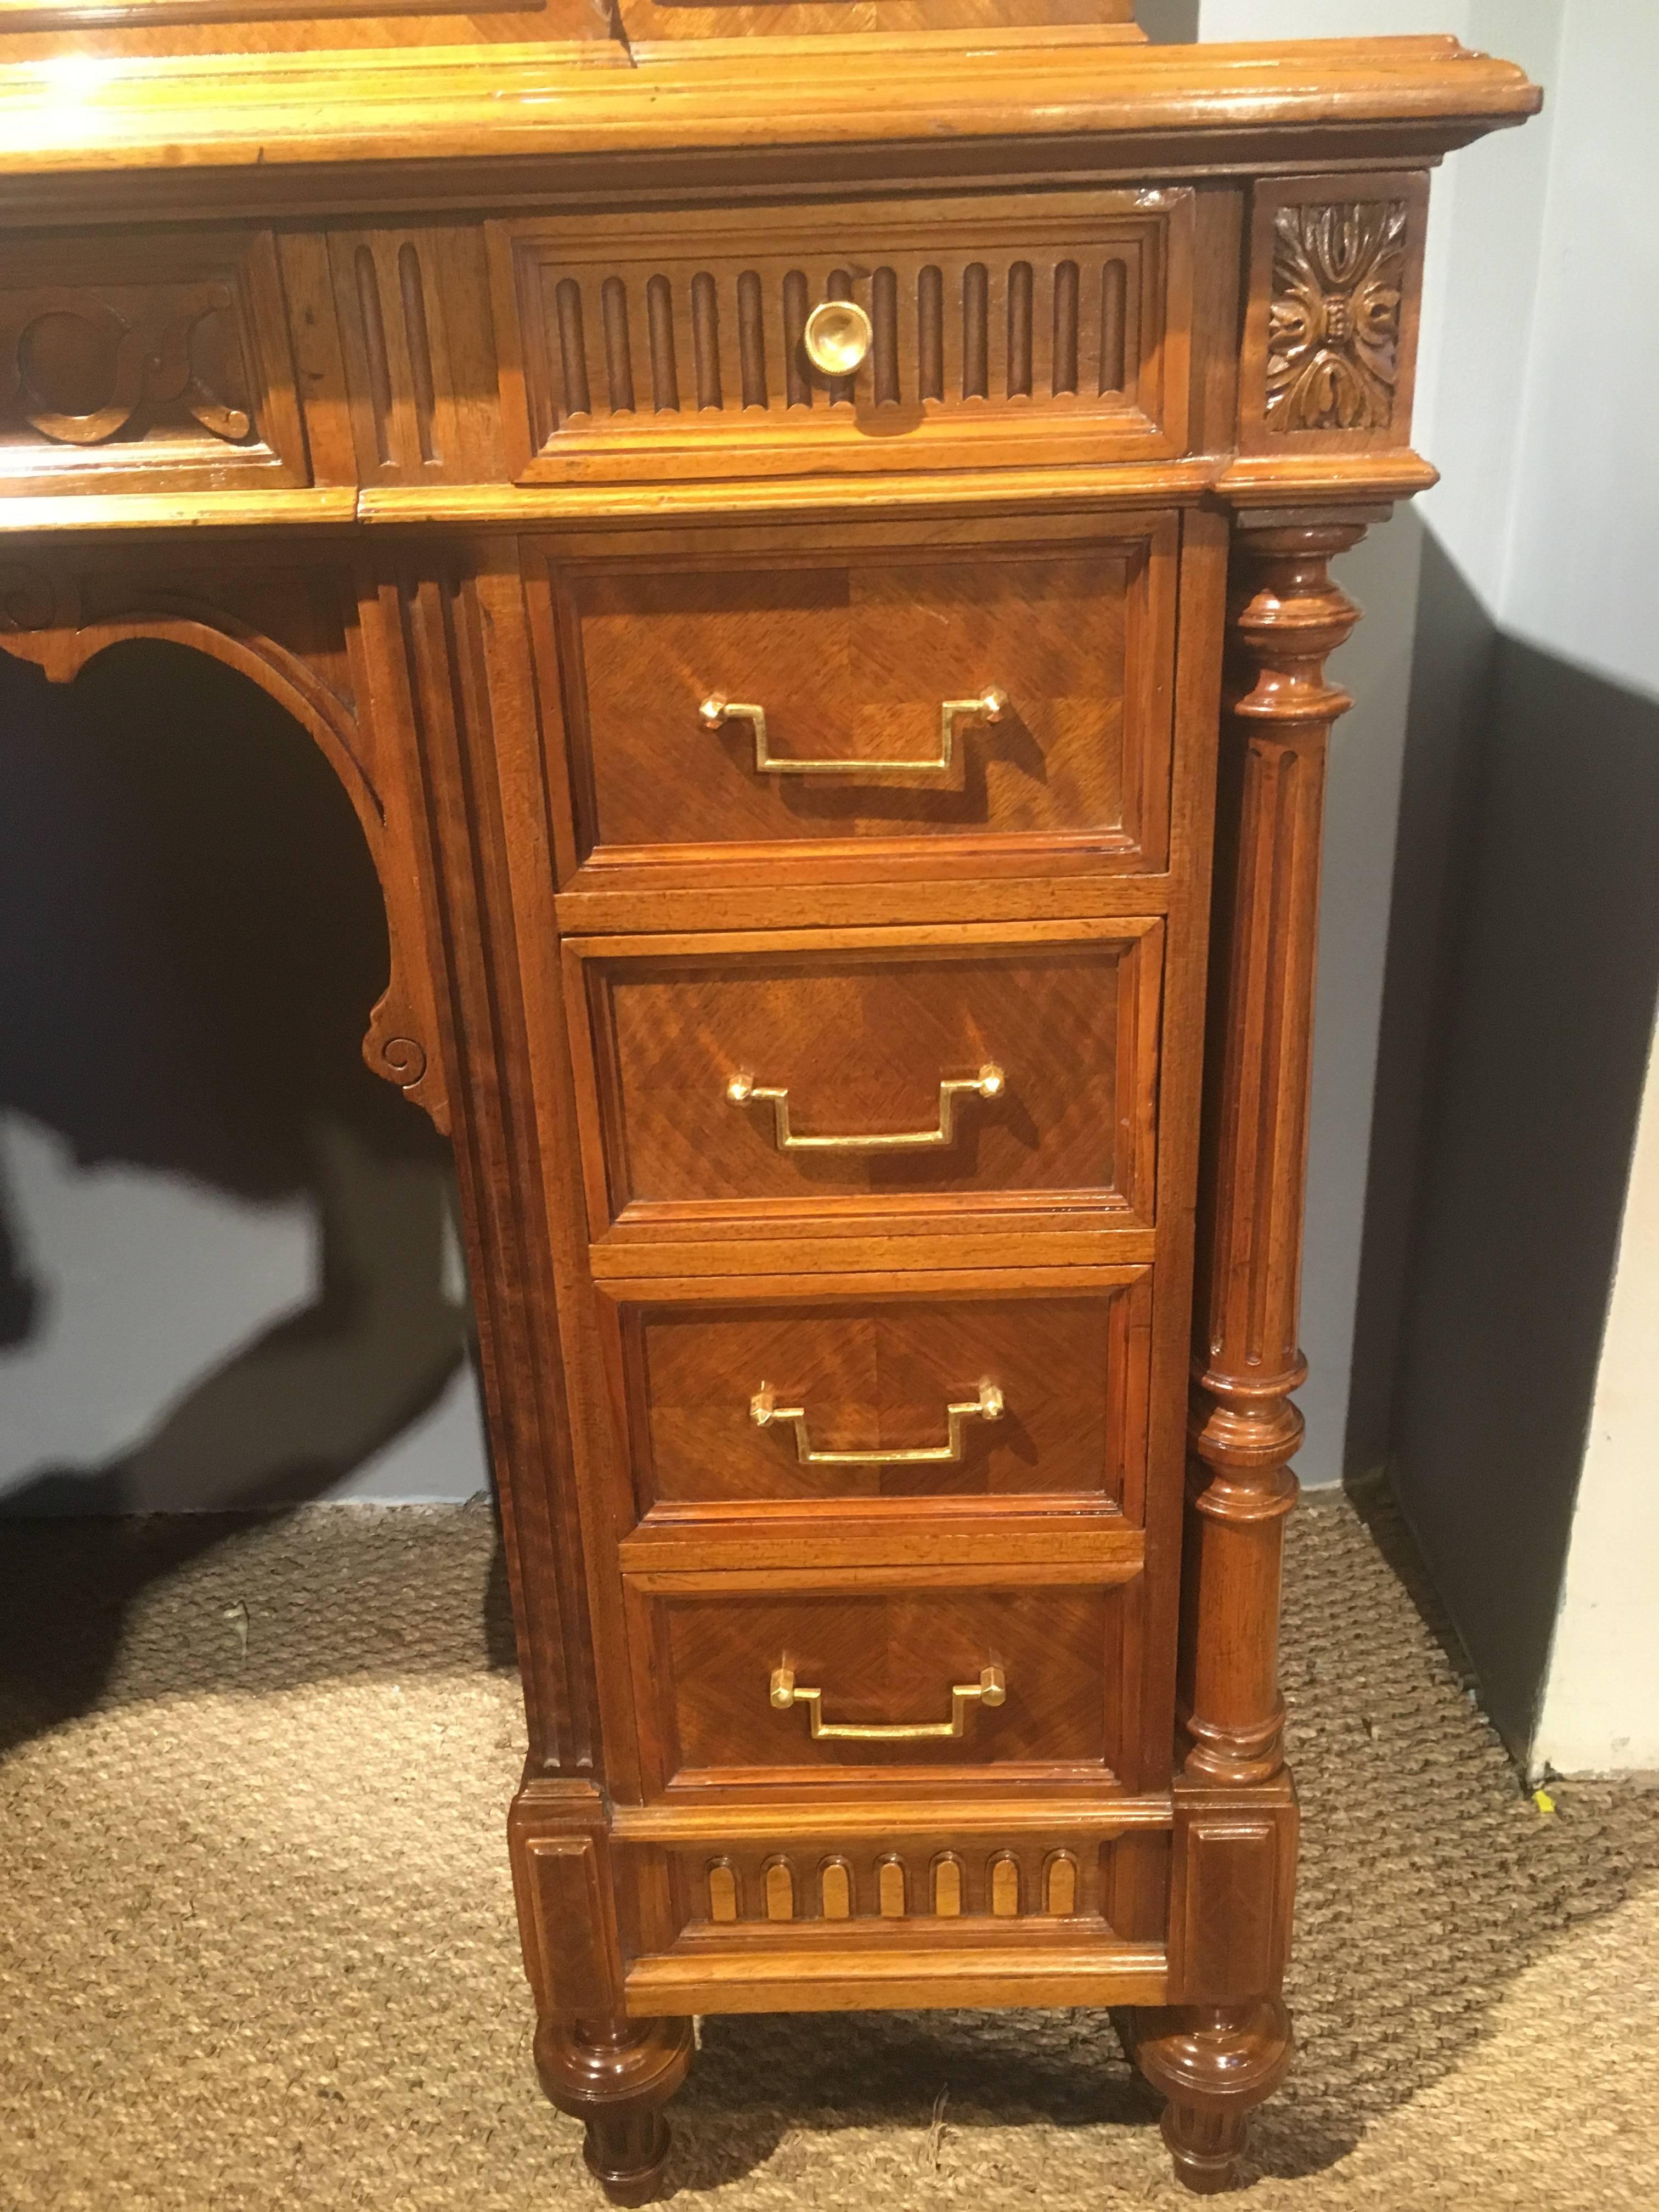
(1, 1493), (1654, 2212)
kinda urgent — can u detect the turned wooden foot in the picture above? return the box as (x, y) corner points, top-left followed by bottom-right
(534, 2013), (693, 2206)
(1118, 2000), (1292, 2194)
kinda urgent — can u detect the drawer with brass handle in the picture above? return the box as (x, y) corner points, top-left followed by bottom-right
(527, 509), (1176, 885)
(591, 1266), (1153, 1519)
(563, 919), (1163, 1241)
(625, 1584), (1136, 1788)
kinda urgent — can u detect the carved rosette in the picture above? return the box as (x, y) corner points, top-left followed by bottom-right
(1181, 521), (1366, 1790)
(1266, 202), (1406, 433)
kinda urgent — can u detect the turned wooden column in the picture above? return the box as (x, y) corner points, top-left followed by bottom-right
(1182, 514), (1366, 1788)
(1126, 515), (1366, 2194)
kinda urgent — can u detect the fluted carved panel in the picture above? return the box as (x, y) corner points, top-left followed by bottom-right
(537, 251), (1133, 427)
(688, 1843), (1100, 1926)
(331, 228), (507, 486)
(494, 190), (1191, 483)
(0, 232), (307, 493)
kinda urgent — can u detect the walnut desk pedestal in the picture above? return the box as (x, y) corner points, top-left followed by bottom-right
(0, 18), (1537, 2199)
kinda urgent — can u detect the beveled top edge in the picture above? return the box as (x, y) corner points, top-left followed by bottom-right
(0, 34), (1542, 183)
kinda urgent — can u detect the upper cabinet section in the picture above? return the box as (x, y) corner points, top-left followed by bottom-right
(490, 193), (1192, 489)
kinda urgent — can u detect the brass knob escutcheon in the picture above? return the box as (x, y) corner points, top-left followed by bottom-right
(803, 298), (873, 377)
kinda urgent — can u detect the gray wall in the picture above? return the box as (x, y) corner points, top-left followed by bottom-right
(1378, 2), (1659, 1762)
(0, 643), (488, 1514)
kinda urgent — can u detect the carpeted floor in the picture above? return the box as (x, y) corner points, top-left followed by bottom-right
(1, 1492), (1654, 2212)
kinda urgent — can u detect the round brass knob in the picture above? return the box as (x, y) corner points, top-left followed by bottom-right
(803, 298), (873, 378)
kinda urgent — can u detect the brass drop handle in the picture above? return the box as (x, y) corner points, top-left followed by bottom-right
(770, 1663), (1006, 1742)
(701, 689), (1007, 777)
(726, 1064), (1004, 1153)
(803, 297), (873, 377)
(751, 1379), (1005, 1466)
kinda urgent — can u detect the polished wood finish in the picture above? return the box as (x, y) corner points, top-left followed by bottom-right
(0, 12), (1537, 2200)
(601, 1268), (1152, 1510)
(537, 513), (1175, 877)
(564, 919), (1163, 1238)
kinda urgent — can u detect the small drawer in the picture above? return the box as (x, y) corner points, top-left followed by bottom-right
(628, 1583), (1132, 1789)
(491, 188), (1193, 487)
(533, 512), (1176, 878)
(563, 918), (1163, 1240)
(0, 230), (311, 500)
(595, 1266), (1153, 1518)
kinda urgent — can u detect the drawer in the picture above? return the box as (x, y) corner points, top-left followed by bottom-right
(0, 230), (311, 500)
(534, 512), (1176, 879)
(628, 1583), (1132, 1788)
(563, 919), (1163, 1240)
(595, 1267), (1153, 1517)
(491, 188), (1193, 486)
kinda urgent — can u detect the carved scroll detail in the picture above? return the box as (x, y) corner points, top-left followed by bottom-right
(1266, 202), (1406, 433)
(1181, 521), (1366, 1789)
(0, 284), (253, 448)
(363, 1020), (430, 1096)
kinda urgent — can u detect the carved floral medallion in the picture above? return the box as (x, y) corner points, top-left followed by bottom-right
(1265, 200), (1407, 434)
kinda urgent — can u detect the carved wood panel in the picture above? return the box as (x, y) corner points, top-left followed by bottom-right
(490, 189), (1193, 484)
(0, 544), (449, 1132)
(329, 226), (506, 487)
(1238, 171), (1427, 456)
(1266, 201), (1407, 433)
(686, 1840), (1100, 1927)
(0, 232), (308, 494)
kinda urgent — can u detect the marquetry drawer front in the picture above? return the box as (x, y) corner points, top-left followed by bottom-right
(0, 230), (309, 498)
(597, 1268), (1152, 1516)
(490, 189), (1192, 486)
(563, 921), (1163, 1239)
(534, 514), (1175, 878)
(630, 1584), (1131, 1788)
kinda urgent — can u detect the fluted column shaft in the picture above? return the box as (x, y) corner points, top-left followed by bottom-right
(1180, 518), (1367, 1786)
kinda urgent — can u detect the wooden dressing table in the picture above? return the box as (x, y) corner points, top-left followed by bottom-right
(0, 6), (1537, 2198)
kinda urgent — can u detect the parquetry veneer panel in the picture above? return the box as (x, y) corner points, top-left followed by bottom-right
(545, 524), (1175, 870)
(606, 1270), (1152, 1512)
(563, 919), (1163, 1237)
(641, 1583), (1128, 1784)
